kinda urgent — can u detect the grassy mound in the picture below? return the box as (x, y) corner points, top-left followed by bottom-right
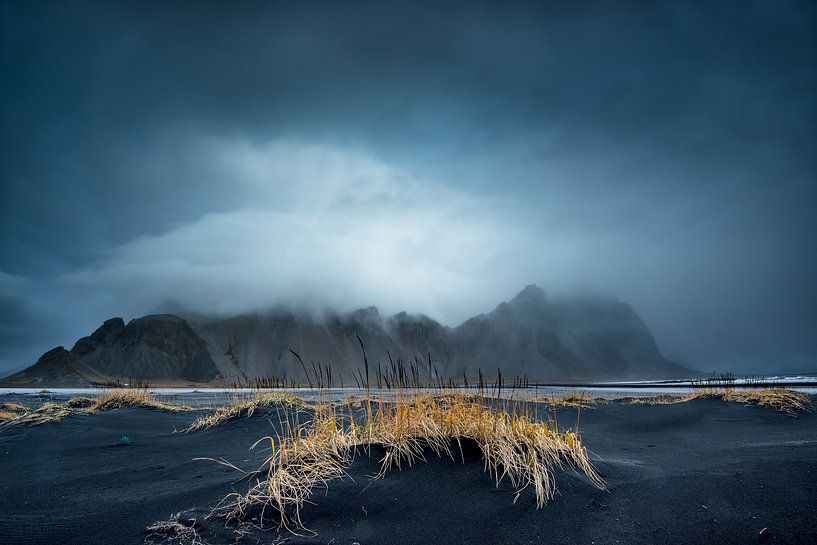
(0, 389), (192, 429)
(689, 388), (812, 415)
(211, 393), (604, 534)
(91, 390), (190, 412)
(622, 388), (812, 415)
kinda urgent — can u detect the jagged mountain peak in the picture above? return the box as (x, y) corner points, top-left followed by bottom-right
(131, 314), (187, 324)
(344, 307), (384, 332)
(102, 317), (126, 329)
(489, 284), (548, 318)
(509, 284), (547, 306)
(349, 306), (381, 320)
(68, 313), (219, 383)
(389, 311), (440, 327)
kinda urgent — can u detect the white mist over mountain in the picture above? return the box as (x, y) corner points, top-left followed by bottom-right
(58, 139), (530, 323)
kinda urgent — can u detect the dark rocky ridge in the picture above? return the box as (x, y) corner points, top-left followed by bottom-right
(1, 347), (110, 386)
(449, 286), (690, 379)
(2, 286), (695, 386)
(192, 305), (456, 385)
(69, 314), (219, 383)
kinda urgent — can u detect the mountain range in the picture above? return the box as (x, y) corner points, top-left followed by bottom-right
(0, 285), (694, 386)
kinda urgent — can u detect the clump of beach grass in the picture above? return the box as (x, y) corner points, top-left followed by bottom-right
(621, 388), (812, 415)
(65, 397), (95, 408)
(91, 389), (191, 412)
(210, 392), (604, 534)
(0, 401), (73, 428)
(621, 394), (685, 406)
(186, 392), (308, 432)
(0, 388), (192, 429)
(688, 388), (812, 415)
(0, 402), (28, 421)
(531, 391), (608, 409)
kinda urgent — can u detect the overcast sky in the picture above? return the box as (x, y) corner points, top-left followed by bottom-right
(1, 0), (815, 374)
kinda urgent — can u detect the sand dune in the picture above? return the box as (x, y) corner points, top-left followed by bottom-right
(0, 393), (814, 544)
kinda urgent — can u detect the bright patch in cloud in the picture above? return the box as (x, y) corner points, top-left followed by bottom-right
(61, 140), (524, 322)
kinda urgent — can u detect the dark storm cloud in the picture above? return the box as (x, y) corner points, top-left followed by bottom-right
(1, 0), (815, 373)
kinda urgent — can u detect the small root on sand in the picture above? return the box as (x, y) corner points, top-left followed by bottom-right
(145, 513), (206, 545)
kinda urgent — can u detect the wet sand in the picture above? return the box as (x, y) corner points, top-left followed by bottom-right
(1, 396), (815, 544)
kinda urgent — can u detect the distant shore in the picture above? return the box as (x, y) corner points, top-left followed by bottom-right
(2, 373), (817, 407)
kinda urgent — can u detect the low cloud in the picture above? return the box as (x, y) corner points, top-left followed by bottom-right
(59, 139), (527, 323)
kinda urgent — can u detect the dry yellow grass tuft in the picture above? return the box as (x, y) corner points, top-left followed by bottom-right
(531, 392), (608, 409)
(212, 393), (604, 533)
(186, 392), (308, 432)
(90, 389), (191, 412)
(688, 388), (812, 415)
(0, 401), (73, 428)
(622, 388), (812, 414)
(622, 394), (686, 406)
(0, 402), (28, 422)
(65, 397), (95, 408)
(0, 389), (191, 429)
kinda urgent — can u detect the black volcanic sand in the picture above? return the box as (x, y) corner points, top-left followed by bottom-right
(1, 396), (816, 544)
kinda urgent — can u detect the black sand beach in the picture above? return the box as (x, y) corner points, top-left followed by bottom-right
(1, 396), (815, 545)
